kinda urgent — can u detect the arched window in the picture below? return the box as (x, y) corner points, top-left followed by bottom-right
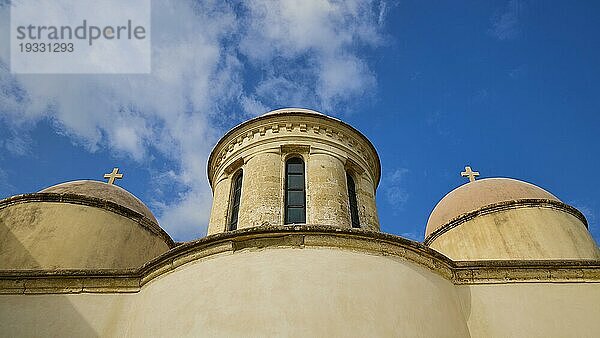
(228, 170), (243, 231)
(285, 157), (306, 224)
(347, 173), (360, 228)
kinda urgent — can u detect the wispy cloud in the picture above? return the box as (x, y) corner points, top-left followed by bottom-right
(381, 167), (409, 210)
(489, 0), (524, 41)
(399, 230), (423, 242)
(508, 64), (527, 79)
(0, 165), (16, 198)
(1, 130), (31, 156)
(238, 0), (382, 113)
(0, 0), (386, 240)
(1, 0), (240, 240)
(377, 1), (388, 27)
(571, 202), (600, 245)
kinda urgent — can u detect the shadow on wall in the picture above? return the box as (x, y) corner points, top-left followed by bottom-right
(0, 220), (100, 337)
(0, 217), (41, 269)
(455, 284), (472, 325)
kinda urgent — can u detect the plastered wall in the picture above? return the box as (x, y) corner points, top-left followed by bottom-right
(0, 202), (170, 269)
(458, 283), (600, 337)
(429, 207), (600, 260)
(2, 246), (600, 337)
(128, 248), (468, 337)
(0, 247), (468, 337)
(0, 294), (136, 337)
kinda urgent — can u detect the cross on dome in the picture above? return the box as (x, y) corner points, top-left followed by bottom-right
(103, 167), (124, 185)
(461, 166), (479, 182)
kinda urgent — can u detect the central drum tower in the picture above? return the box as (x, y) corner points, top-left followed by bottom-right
(207, 108), (381, 234)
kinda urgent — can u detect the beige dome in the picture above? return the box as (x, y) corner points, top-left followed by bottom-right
(0, 180), (173, 270)
(426, 178), (559, 237)
(262, 107), (326, 116)
(40, 180), (158, 223)
(424, 177), (599, 260)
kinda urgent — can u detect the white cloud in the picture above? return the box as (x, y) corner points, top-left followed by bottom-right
(2, 131), (31, 156)
(381, 167), (409, 210)
(1, 0), (239, 240)
(0, 0), (385, 240)
(400, 230), (421, 242)
(489, 0), (523, 41)
(377, 1), (389, 27)
(571, 202), (599, 245)
(239, 0), (383, 111)
(240, 95), (269, 117)
(319, 55), (375, 106)
(0, 165), (16, 197)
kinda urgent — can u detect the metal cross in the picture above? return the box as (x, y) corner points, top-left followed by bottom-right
(461, 166), (480, 182)
(103, 167), (124, 185)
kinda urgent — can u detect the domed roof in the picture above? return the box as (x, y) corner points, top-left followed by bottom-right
(426, 178), (559, 237)
(262, 107), (326, 116)
(39, 180), (158, 224)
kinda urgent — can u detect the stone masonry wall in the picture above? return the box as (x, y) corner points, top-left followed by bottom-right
(238, 151), (282, 228)
(207, 109), (381, 234)
(306, 151), (351, 227)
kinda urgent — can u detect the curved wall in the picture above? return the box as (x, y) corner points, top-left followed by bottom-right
(127, 248), (468, 336)
(460, 283), (600, 337)
(0, 246), (469, 337)
(1, 227), (599, 337)
(428, 206), (600, 260)
(238, 151), (283, 228)
(306, 151), (351, 226)
(0, 201), (171, 269)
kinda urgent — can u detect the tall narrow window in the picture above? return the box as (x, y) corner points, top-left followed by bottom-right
(347, 173), (360, 228)
(285, 157), (306, 224)
(228, 171), (243, 231)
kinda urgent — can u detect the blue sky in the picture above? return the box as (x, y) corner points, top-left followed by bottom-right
(1, 0), (599, 243)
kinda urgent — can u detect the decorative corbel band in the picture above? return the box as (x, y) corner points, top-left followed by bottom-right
(211, 121), (373, 170)
(207, 112), (381, 189)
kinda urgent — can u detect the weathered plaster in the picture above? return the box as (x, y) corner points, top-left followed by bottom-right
(426, 200), (600, 260)
(2, 226), (599, 295)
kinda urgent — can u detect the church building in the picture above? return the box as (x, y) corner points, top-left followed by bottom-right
(1, 108), (599, 337)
